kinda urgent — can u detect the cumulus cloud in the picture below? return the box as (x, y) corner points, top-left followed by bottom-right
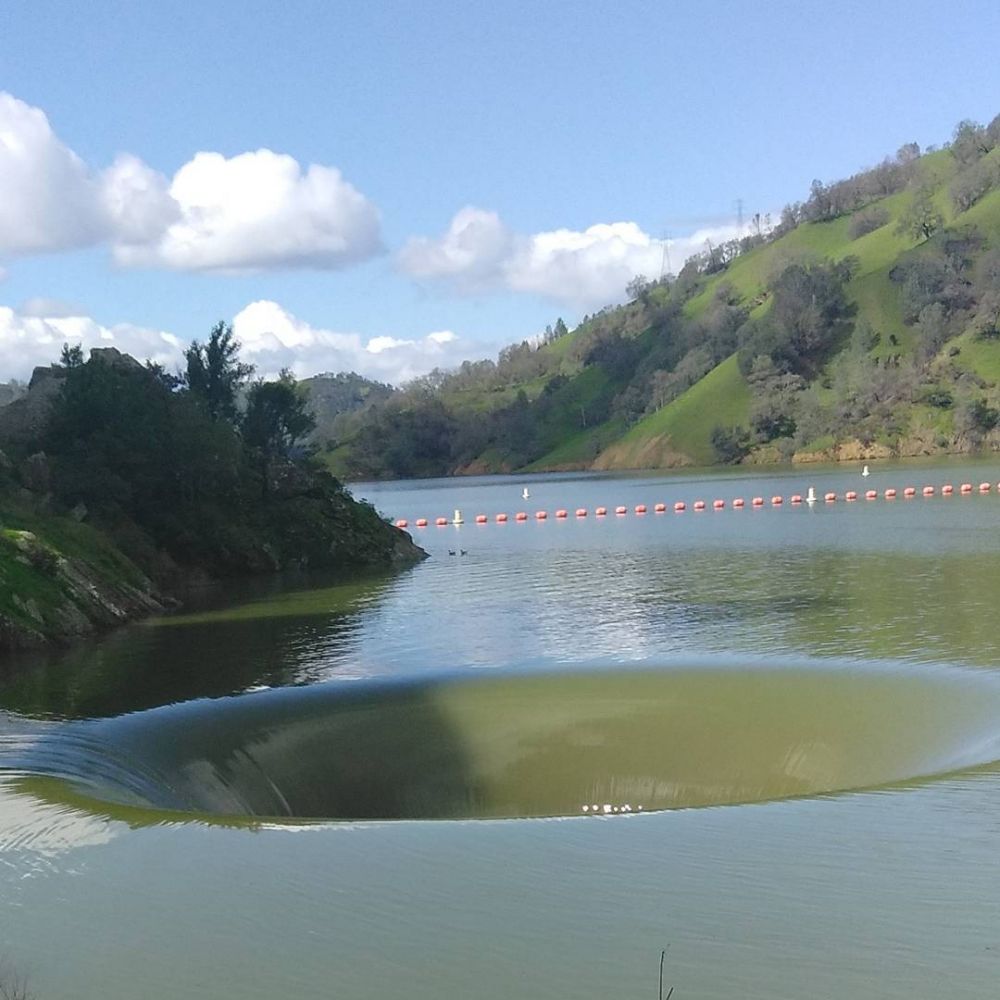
(0, 92), (382, 272)
(400, 209), (743, 310)
(0, 305), (182, 378)
(114, 151), (382, 272)
(0, 92), (107, 256)
(232, 300), (468, 383)
(0, 300), (472, 387)
(397, 207), (514, 291)
(100, 153), (179, 246)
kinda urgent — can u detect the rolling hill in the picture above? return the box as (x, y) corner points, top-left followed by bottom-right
(322, 115), (1000, 479)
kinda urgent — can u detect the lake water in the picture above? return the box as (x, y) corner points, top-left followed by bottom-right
(2, 460), (1000, 998)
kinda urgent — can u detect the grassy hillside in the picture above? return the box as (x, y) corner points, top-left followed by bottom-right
(593, 356), (750, 469)
(332, 117), (1000, 478)
(0, 499), (166, 649)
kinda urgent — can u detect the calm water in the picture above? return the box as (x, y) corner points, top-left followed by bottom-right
(2, 460), (1000, 998)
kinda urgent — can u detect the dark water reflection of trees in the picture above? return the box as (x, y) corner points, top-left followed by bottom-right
(0, 569), (397, 720)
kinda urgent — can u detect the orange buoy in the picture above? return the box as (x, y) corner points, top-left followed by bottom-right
(824, 492), (836, 502)
(980, 482), (991, 493)
(576, 508), (587, 517)
(475, 514), (487, 524)
(791, 494), (803, 504)
(922, 486), (934, 496)
(415, 518), (428, 527)
(960, 483), (973, 494)
(693, 500), (706, 511)
(596, 507), (607, 516)
(884, 488), (897, 499)
(733, 498), (745, 508)
(535, 510), (547, 520)
(635, 504), (647, 514)
(435, 516), (448, 526)
(713, 499), (725, 509)
(865, 490), (877, 500)
(752, 496), (764, 507)
(654, 502), (666, 513)
(845, 491), (857, 501)
(496, 513), (508, 523)
(674, 501), (686, 512)
(515, 511), (528, 521)
(942, 484), (954, 495)
(555, 509), (568, 519)
(771, 495), (783, 505)
(615, 506), (627, 515)
(395, 519), (408, 528)
(903, 487), (916, 498)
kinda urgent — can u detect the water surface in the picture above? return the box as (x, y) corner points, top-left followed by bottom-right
(2, 461), (1000, 998)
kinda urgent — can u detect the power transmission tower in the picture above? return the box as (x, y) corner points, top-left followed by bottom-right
(659, 231), (672, 279)
(736, 198), (744, 236)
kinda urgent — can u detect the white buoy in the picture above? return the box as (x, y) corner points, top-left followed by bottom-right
(806, 486), (817, 504)
(452, 508), (464, 525)
(521, 487), (530, 499)
(862, 464), (870, 477)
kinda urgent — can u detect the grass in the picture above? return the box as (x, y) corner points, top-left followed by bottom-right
(595, 355), (750, 468)
(426, 147), (1000, 475)
(949, 329), (1000, 385)
(524, 416), (626, 470)
(0, 500), (152, 639)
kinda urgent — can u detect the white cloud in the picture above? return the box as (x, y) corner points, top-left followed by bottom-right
(0, 300), (473, 387)
(232, 300), (471, 383)
(100, 153), (179, 245)
(0, 92), (382, 273)
(0, 92), (107, 256)
(114, 151), (382, 272)
(399, 209), (744, 311)
(398, 207), (514, 291)
(0, 306), (182, 378)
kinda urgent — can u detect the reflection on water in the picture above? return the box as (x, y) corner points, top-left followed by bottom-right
(0, 570), (397, 719)
(2, 464), (1000, 1000)
(3, 515), (1000, 722)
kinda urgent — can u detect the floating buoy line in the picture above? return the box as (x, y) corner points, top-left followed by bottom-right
(392, 480), (999, 529)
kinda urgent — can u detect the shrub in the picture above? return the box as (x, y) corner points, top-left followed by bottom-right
(848, 206), (890, 239)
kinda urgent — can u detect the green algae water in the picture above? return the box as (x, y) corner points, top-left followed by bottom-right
(3, 461), (1000, 999)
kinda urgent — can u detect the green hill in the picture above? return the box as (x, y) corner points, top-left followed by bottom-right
(330, 114), (1000, 478)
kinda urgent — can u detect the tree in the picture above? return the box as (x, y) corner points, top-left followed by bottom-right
(626, 274), (652, 303)
(711, 425), (751, 464)
(950, 119), (991, 167)
(747, 356), (804, 442)
(242, 370), (317, 467)
(913, 302), (951, 360)
(896, 186), (944, 243)
(184, 322), (254, 422)
(59, 343), (85, 368)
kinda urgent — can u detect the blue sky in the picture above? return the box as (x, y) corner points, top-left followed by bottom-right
(1, 0), (998, 383)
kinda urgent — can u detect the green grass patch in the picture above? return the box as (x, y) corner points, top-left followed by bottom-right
(598, 354), (750, 467)
(949, 329), (1000, 385)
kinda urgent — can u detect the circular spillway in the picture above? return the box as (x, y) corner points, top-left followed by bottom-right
(4, 661), (1000, 823)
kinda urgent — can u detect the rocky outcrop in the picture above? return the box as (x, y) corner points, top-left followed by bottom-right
(0, 367), (66, 449)
(0, 527), (170, 652)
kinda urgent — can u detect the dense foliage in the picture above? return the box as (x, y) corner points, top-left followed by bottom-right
(0, 330), (417, 584)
